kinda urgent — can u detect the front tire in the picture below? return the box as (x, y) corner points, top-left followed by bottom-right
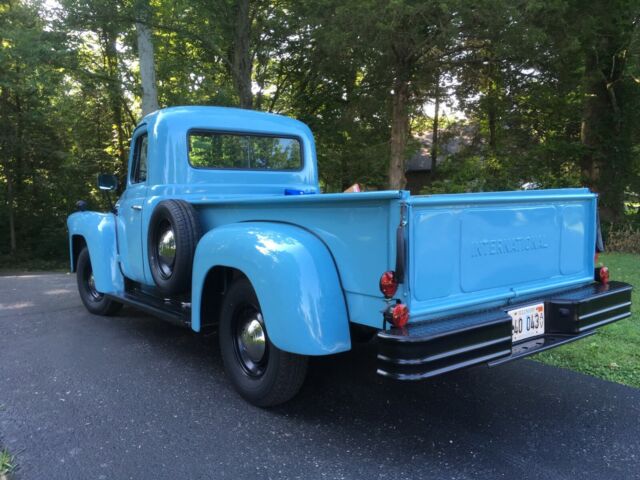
(76, 247), (122, 316)
(219, 278), (308, 407)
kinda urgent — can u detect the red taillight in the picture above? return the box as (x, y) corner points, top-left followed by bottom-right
(599, 266), (609, 285)
(379, 271), (398, 298)
(390, 303), (409, 327)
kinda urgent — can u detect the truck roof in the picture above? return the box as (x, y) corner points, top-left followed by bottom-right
(138, 106), (313, 140)
(132, 106), (319, 191)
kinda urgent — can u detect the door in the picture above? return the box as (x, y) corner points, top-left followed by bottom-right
(116, 131), (149, 284)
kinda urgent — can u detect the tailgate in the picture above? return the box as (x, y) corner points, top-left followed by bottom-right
(407, 188), (597, 320)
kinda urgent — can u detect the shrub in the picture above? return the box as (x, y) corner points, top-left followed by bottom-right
(605, 223), (640, 254)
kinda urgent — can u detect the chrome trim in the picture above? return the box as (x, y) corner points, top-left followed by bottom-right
(378, 336), (512, 365)
(579, 301), (632, 320)
(157, 227), (176, 275)
(578, 311), (632, 332)
(239, 315), (266, 364)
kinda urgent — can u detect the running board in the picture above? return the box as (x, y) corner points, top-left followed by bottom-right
(105, 291), (191, 328)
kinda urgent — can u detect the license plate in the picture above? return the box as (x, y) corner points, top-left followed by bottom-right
(509, 303), (545, 342)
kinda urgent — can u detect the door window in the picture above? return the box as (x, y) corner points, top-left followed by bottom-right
(131, 134), (148, 184)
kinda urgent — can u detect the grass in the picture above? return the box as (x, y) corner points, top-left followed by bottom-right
(0, 448), (14, 477)
(535, 252), (640, 388)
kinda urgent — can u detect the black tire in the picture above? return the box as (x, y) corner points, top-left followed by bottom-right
(148, 199), (201, 295)
(219, 278), (308, 407)
(76, 247), (122, 316)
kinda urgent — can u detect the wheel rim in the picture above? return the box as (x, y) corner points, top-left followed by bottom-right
(84, 261), (103, 301)
(156, 220), (176, 278)
(233, 305), (268, 377)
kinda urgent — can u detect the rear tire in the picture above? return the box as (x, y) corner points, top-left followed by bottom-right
(76, 247), (122, 316)
(219, 277), (308, 407)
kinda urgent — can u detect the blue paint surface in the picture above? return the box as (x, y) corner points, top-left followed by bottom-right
(67, 211), (124, 293)
(67, 106), (599, 355)
(407, 189), (596, 321)
(191, 222), (350, 355)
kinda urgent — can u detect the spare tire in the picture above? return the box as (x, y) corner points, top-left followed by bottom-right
(148, 199), (202, 295)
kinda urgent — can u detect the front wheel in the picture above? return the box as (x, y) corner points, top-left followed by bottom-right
(219, 277), (308, 407)
(76, 247), (122, 316)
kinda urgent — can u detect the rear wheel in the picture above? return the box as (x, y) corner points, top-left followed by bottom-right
(76, 247), (122, 316)
(219, 277), (308, 407)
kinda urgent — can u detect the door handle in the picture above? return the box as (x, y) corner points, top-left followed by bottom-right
(131, 205), (142, 211)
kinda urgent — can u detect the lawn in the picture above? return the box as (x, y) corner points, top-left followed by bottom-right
(535, 252), (640, 389)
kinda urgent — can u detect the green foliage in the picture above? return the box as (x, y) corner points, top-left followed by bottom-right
(0, 0), (79, 263)
(0, 448), (15, 475)
(606, 224), (640, 254)
(0, 0), (639, 267)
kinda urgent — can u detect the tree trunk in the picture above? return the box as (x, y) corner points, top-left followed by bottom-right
(431, 76), (440, 175)
(103, 29), (128, 172)
(580, 45), (629, 220)
(486, 59), (498, 153)
(232, 0), (253, 109)
(135, 0), (159, 116)
(0, 77), (16, 253)
(579, 52), (603, 188)
(7, 176), (16, 253)
(388, 78), (409, 189)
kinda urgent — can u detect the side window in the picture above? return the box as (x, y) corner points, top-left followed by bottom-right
(131, 134), (148, 184)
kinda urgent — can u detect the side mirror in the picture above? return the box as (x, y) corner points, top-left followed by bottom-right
(97, 173), (118, 192)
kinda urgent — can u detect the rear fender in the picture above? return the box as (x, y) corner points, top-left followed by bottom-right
(67, 211), (123, 294)
(191, 222), (351, 355)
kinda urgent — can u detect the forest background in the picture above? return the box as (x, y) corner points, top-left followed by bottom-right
(1, 0), (639, 268)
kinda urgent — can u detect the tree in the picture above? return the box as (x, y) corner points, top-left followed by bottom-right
(576, 0), (640, 219)
(231, 0), (252, 108)
(0, 0), (68, 255)
(371, 1), (455, 189)
(2, 0), (640, 268)
(135, 0), (159, 116)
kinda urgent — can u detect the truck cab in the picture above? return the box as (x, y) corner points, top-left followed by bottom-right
(68, 106), (633, 406)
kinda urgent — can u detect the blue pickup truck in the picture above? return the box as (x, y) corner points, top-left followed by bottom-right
(68, 106), (633, 406)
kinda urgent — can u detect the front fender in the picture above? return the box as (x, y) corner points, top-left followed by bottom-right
(192, 222), (351, 355)
(67, 211), (123, 294)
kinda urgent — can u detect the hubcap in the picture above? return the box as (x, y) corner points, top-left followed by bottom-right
(234, 308), (268, 377)
(240, 317), (266, 363)
(157, 222), (176, 278)
(86, 270), (102, 301)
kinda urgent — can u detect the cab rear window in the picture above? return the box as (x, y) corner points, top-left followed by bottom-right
(188, 131), (302, 171)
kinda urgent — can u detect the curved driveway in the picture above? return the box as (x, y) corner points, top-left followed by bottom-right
(1, 273), (639, 479)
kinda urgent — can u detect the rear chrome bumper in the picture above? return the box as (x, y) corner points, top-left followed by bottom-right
(377, 281), (633, 380)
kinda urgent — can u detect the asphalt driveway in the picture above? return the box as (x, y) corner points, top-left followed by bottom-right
(1, 273), (639, 480)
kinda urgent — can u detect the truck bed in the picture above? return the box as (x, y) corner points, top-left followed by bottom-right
(182, 190), (405, 328)
(166, 187), (598, 330)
